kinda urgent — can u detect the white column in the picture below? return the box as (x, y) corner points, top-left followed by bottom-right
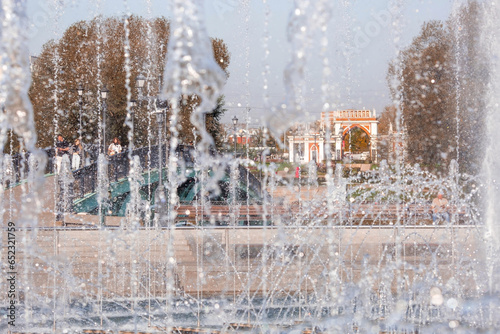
(304, 137), (310, 163)
(370, 121), (378, 163)
(335, 123), (342, 160)
(288, 136), (294, 163)
(319, 138), (324, 162)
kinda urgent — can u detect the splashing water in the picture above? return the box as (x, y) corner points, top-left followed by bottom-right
(2, 0), (500, 332)
(162, 0), (226, 112)
(267, 0), (332, 140)
(483, 0), (500, 296)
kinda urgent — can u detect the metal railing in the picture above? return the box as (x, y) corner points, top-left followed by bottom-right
(72, 144), (172, 200)
(6, 148), (55, 186)
(6, 144), (265, 204)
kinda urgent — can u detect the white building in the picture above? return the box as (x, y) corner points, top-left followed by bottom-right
(288, 109), (379, 164)
(288, 132), (330, 164)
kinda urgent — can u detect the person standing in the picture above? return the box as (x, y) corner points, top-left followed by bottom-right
(431, 193), (450, 223)
(108, 137), (122, 156)
(55, 135), (70, 174)
(72, 138), (83, 170)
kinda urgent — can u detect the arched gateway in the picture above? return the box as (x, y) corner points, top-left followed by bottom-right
(287, 109), (378, 164)
(324, 109), (378, 162)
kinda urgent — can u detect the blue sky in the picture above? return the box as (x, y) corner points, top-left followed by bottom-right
(26, 0), (454, 126)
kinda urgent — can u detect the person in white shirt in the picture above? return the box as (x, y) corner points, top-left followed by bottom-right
(72, 138), (83, 169)
(431, 193), (450, 223)
(108, 137), (122, 156)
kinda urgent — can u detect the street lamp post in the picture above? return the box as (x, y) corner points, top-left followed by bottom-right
(136, 75), (146, 105)
(134, 74), (147, 150)
(135, 75), (146, 150)
(77, 83), (85, 166)
(100, 85), (109, 154)
(130, 99), (137, 150)
(77, 83), (84, 141)
(320, 129), (325, 162)
(154, 99), (167, 187)
(98, 86), (109, 227)
(314, 132), (317, 164)
(232, 116), (238, 156)
(136, 75), (146, 90)
(153, 98), (168, 227)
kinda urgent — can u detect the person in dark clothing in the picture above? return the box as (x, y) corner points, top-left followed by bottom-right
(55, 135), (70, 174)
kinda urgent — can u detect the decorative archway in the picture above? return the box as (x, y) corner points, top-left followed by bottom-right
(342, 126), (370, 157)
(342, 124), (371, 137)
(321, 109), (379, 162)
(310, 145), (318, 163)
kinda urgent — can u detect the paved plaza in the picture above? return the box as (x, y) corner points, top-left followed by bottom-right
(0, 176), (486, 300)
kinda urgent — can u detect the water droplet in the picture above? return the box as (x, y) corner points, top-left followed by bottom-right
(430, 287), (443, 305)
(446, 298), (458, 309)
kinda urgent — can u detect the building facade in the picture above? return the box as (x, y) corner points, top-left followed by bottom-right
(288, 132), (330, 164)
(287, 109), (379, 164)
(321, 109), (378, 161)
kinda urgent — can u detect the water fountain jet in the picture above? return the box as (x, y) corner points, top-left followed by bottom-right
(1, 0), (499, 333)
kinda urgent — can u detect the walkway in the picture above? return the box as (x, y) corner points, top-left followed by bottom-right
(2, 225), (485, 298)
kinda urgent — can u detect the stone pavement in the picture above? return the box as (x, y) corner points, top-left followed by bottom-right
(0, 176), (486, 300)
(268, 185), (328, 205)
(0, 226), (485, 299)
